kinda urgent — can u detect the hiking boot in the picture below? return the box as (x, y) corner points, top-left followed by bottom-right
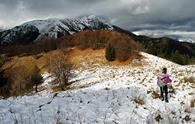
(161, 97), (164, 101)
(165, 99), (169, 103)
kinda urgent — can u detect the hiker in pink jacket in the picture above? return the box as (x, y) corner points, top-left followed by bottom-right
(157, 68), (172, 102)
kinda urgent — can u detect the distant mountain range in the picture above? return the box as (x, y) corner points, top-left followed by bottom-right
(0, 15), (194, 60)
(113, 26), (195, 58)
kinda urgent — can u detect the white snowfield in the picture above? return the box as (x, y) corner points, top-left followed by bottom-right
(0, 53), (194, 124)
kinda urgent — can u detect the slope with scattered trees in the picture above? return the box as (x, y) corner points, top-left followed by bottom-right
(0, 30), (141, 61)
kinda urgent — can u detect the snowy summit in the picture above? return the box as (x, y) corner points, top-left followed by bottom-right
(0, 15), (113, 45)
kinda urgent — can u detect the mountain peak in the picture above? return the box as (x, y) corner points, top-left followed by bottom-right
(0, 15), (113, 45)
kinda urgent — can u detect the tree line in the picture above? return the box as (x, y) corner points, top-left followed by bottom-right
(0, 30), (141, 61)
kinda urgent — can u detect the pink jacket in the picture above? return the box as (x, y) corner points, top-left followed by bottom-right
(157, 73), (172, 85)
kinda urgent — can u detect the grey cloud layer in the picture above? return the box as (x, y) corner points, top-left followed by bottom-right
(0, 0), (195, 32)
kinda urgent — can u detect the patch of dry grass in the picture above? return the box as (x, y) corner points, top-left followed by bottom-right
(155, 114), (162, 123)
(69, 47), (138, 67)
(3, 53), (48, 73)
(183, 76), (195, 84)
(168, 85), (176, 94)
(52, 85), (63, 93)
(151, 90), (161, 99)
(52, 84), (73, 93)
(190, 99), (195, 108)
(171, 111), (176, 115)
(177, 72), (185, 77)
(154, 69), (160, 75)
(132, 97), (145, 105)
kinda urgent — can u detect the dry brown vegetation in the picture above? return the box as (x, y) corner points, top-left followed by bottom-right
(191, 99), (195, 108)
(4, 65), (32, 96)
(0, 30), (142, 97)
(48, 50), (73, 90)
(0, 46), (141, 97)
(155, 114), (162, 122)
(132, 96), (145, 105)
(151, 90), (161, 99)
(183, 76), (195, 84)
(0, 30), (141, 61)
(59, 30), (141, 61)
(0, 53), (48, 97)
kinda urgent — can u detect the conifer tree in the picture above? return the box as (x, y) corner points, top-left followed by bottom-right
(105, 43), (115, 61)
(31, 66), (43, 93)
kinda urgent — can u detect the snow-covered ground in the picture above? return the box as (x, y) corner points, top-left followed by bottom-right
(0, 53), (194, 124)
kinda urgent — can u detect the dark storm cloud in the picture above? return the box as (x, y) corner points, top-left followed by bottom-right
(0, 0), (195, 32)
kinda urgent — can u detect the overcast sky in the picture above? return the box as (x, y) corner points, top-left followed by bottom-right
(0, 0), (195, 41)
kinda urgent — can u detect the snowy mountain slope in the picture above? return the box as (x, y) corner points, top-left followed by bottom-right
(0, 15), (113, 45)
(0, 53), (194, 124)
(0, 25), (39, 45)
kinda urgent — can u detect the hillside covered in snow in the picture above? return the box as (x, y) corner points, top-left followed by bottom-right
(0, 52), (194, 124)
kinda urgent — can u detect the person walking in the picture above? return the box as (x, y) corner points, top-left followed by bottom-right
(157, 68), (172, 103)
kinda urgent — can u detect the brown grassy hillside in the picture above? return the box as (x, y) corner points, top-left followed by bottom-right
(0, 30), (141, 61)
(0, 47), (142, 97)
(0, 30), (142, 97)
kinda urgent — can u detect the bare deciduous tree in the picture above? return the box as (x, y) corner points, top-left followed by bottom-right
(48, 51), (73, 90)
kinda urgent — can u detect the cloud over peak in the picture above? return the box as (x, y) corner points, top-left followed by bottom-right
(0, 0), (195, 35)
